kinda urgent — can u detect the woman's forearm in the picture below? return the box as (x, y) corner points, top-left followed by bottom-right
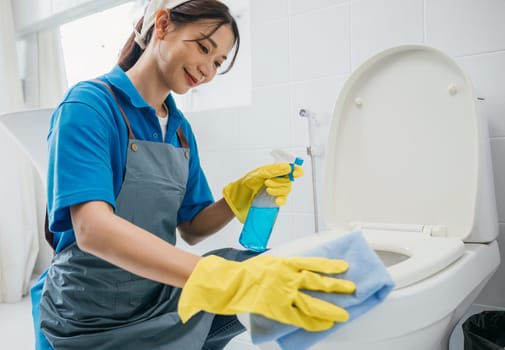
(177, 198), (235, 245)
(71, 200), (200, 288)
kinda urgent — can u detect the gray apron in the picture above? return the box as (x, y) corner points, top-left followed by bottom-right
(39, 81), (244, 350)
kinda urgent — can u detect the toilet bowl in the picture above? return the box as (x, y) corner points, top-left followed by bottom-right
(237, 44), (501, 350)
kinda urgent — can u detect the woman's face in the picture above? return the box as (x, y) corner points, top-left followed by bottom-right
(154, 14), (235, 94)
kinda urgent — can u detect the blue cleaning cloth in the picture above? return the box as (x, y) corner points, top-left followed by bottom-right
(248, 230), (395, 350)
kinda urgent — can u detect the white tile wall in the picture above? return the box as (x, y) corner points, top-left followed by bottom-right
(239, 85), (292, 149)
(250, 0), (288, 23)
(290, 0), (348, 15)
(350, 0), (424, 68)
(251, 19), (290, 87)
(290, 3), (350, 81)
(189, 0), (505, 310)
(490, 139), (505, 222)
(425, 0), (505, 57)
(189, 108), (242, 152)
(457, 52), (505, 138)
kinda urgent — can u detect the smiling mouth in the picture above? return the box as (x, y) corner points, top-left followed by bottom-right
(184, 69), (198, 86)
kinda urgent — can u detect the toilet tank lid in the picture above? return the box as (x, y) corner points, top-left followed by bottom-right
(322, 45), (481, 241)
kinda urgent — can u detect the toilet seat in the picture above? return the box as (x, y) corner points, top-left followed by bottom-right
(268, 229), (465, 290)
(358, 229), (464, 289)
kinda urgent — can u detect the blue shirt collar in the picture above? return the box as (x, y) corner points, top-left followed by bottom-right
(101, 65), (149, 109)
(101, 65), (184, 124)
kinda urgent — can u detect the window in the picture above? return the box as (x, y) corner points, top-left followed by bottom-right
(60, 0), (251, 110)
(60, 2), (140, 87)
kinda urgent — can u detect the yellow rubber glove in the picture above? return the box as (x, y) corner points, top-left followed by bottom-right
(178, 254), (356, 332)
(223, 163), (304, 223)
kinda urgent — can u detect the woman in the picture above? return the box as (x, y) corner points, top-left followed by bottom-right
(31, 0), (356, 349)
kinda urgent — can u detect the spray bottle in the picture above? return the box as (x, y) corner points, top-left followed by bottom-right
(239, 149), (304, 252)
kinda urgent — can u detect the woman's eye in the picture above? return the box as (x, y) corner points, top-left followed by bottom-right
(214, 61), (222, 69)
(198, 42), (209, 54)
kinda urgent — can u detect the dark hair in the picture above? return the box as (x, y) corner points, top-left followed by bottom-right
(118, 0), (240, 74)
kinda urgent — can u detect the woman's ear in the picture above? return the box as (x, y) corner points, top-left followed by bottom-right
(154, 9), (173, 39)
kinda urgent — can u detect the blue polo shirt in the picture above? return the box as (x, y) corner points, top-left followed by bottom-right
(47, 65), (214, 252)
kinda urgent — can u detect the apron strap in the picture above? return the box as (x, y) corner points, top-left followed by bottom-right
(45, 79), (137, 251)
(92, 79), (136, 140)
(92, 79), (189, 147)
(44, 79), (191, 251)
(176, 128), (189, 148)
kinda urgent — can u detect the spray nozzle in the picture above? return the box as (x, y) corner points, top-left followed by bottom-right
(270, 149), (304, 181)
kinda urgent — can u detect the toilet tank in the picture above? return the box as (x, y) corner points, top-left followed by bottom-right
(322, 45), (499, 243)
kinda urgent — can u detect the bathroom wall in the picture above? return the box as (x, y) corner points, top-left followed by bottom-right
(178, 0), (505, 308)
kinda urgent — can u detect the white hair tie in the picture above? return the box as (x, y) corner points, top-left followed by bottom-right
(134, 0), (191, 50)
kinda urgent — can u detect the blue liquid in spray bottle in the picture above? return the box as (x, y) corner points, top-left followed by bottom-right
(239, 150), (304, 252)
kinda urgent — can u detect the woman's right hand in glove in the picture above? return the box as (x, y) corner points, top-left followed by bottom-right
(178, 254), (356, 331)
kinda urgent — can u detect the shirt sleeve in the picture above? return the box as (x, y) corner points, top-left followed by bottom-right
(47, 92), (118, 233)
(176, 121), (214, 224)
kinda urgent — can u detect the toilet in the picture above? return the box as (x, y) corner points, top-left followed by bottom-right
(237, 44), (501, 350)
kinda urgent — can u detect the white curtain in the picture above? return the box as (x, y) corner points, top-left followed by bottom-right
(0, 0), (35, 303)
(0, 1), (67, 302)
(0, 0), (24, 113)
(37, 28), (68, 108)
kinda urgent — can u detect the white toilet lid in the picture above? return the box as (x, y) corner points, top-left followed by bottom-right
(323, 45), (479, 241)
